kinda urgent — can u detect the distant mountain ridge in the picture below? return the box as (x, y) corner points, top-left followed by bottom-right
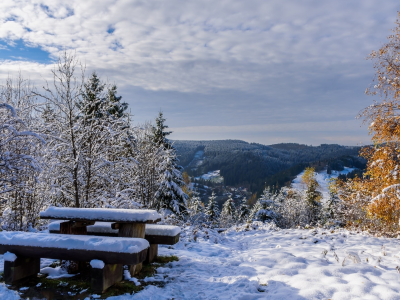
(172, 140), (362, 194)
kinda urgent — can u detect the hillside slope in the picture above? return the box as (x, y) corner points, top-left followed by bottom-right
(172, 140), (362, 193)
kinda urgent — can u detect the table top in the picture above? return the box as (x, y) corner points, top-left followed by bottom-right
(40, 207), (162, 224)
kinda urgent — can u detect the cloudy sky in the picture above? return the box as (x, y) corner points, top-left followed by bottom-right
(0, 1), (399, 145)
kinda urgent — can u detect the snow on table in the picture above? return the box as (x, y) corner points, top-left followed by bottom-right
(40, 207), (161, 223)
(0, 232), (149, 254)
(145, 224), (180, 237)
(113, 223), (400, 300)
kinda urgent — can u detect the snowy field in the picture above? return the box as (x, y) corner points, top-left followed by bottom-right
(2, 223), (400, 299)
(128, 224), (400, 300)
(195, 170), (224, 183)
(292, 167), (355, 200)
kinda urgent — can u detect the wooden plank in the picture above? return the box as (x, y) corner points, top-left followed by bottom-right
(145, 233), (180, 245)
(4, 256), (40, 284)
(0, 245), (148, 265)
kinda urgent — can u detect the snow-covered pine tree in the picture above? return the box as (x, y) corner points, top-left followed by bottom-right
(249, 187), (278, 223)
(221, 195), (236, 219)
(106, 84), (128, 119)
(237, 197), (250, 223)
(153, 111), (172, 148)
(78, 72), (105, 120)
(189, 189), (203, 216)
(323, 179), (342, 225)
(155, 147), (188, 215)
(153, 112), (188, 216)
(302, 167), (322, 225)
(205, 192), (220, 223)
(220, 194), (236, 227)
(304, 180), (322, 225)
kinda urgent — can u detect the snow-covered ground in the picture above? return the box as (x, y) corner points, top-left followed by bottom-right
(1, 223), (400, 299)
(195, 170), (224, 183)
(292, 167), (355, 200)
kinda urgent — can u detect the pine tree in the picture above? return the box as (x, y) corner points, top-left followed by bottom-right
(205, 192), (220, 223)
(153, 112), (188, 216)
(237, 197), (250, 223)
(155, 148), (188, 215)
(302, 168), (322, 222)
(221, 194), (236, 220)
(79, 72), (105, 120)
(249, 187), (278, 223)
(106, 84), (128, 119)
(303, 169), (322, 225)
(153, 111), (172, 148)
(189, 189), (203, 216)
(324, 180), (342, 225)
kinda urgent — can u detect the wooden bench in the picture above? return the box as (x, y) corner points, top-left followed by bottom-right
(0, 232), (149, 293)
(41, 207), (161, 275)
(49, 222), (181, 263)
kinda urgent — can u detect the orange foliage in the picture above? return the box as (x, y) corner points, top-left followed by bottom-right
(347, 12), (400, 230)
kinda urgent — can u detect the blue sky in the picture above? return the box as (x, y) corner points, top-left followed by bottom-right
(0, 0), (400, 145)
(0, 39), (52, 63)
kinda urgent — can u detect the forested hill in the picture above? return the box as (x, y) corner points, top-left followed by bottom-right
(172, 140), (362, 193)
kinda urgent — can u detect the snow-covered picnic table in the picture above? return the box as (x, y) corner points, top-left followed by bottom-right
(49, 221), (181, 263)
(40, 207), (162, 275)
(40, 207), (161, 223)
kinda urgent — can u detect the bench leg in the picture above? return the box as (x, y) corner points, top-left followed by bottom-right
(128, 262), (142, 275)
(145, 244), (158, 263)
(4, 256), (40, 284)
(91, 263), (123, 294)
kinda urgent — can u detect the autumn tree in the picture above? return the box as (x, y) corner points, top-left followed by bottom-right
(353, 12), (400, 231)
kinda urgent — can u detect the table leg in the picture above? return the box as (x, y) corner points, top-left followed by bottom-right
(145, 244), (158, 263)
(59, 221), (89, 273)
(118, 223), (146, 275)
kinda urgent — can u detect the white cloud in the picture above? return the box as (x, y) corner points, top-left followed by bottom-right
(0, 0), (398, 144)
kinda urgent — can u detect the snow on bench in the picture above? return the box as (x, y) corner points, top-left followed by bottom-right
(0, 232), (148, 293)
(40, 207), (161, 223)
(0, 231), (149, 255)
(145, 224), (181, 237)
